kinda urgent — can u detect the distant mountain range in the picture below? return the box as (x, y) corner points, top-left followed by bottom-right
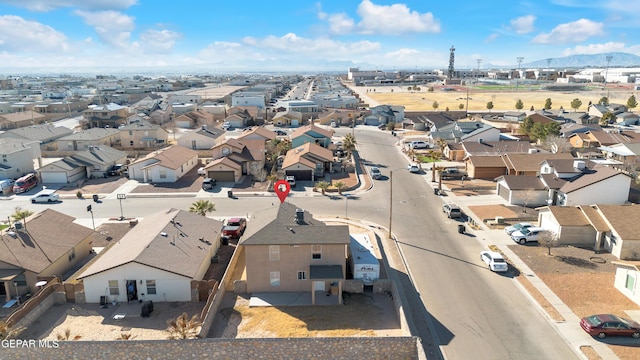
(501, 52), (640, 69)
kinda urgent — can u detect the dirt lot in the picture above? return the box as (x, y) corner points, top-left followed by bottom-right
(363, 84), (635, 112)
(508, 245), (640, 360)
(214, 292), (401, 338)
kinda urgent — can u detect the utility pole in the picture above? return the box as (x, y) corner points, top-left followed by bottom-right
(546, 58), (552, 81)
(388, 170), (393, 239)
(476, 59), (482, 82)
(516, 57), (524, 91)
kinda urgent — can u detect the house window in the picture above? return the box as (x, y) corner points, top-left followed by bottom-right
(222, 147), (230, 155)
(191, 140), (197, 149)
(67, 142), (73, 149)
(128, 130), (133, 136)
(269, 245), (280, 261)
(312, 245), (322, 260)
(610, 234), (617, 245)
(159, 170), (167, 179)
(146, 280), (157, 295)
(270, 271), (280, 287)
(297, 271), (307, 280)
(626, 274), (635, 291)
(130, 141), (134, 146)
(68, 249), (76, 262)
(108, 280), (119, 296)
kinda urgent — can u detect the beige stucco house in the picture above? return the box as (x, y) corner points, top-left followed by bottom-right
(128, 145), (198, 183)
(239, 203), (350, 305)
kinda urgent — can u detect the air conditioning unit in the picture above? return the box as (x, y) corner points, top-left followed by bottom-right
(528, 148), (540, 154)
(495, 216), (504, 224)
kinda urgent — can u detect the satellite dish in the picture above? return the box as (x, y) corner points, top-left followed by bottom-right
(550, 142), (558, 154)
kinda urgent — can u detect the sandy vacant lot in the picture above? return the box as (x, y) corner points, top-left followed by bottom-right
(358, 84), (636, 112)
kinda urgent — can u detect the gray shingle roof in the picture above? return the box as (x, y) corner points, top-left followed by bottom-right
(78, 208), (223, 279)
(240, 202), (349, 246)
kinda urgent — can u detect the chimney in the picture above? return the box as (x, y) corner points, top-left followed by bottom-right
(202, 124), (207, 130)
(295, 208), (305, 224)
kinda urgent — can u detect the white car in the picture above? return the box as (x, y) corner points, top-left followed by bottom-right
(370, 167), (382, 179)
(197, 167), (206, 176)
(286, 175), (296, 187)
(408, 140), (429, 149)
(31, 191), (59, 203)
(480, 251), (509, 272)
(511, 227), (546, 245)
(407, 163), (420, 173)
(504, 222), (534, 235)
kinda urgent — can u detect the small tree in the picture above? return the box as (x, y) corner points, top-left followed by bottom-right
(544, 98), (552, 110)
(458, 103), (464, 110)
(515, 99), (524, 110)
(333, 181), (346, 195)
(600, 112), (615, 127)
(188, 200), (215, 216)
(432, 101), (439, 111)
(56, 329), (81, 341)
(570, 98), (582, 112)
(530, 105), (534, 111)
(342, 133), (357, 158)
(627, 94), (638, 109)
(166, 312), (202, 340)
(406, 148), (417, 161)
(11, 206), (33, 230)
(599, 96), (609, 105)
(486, 101), (494, 112)
(385, 122), (396, 131)
(315, 181), (329, 195)
(538, 232), (558, 256)
(0, 321), (23, 340)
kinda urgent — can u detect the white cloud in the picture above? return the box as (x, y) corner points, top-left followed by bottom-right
(0, 15), (69, 52)
(0, 0), (137, 12)
(74, 10), (135, 50)
(532, 19), (604, 44)
(327, 13), (355, 34)
(484, 33), (498, 43)
(356, 0), (440, 34)
(510, 15), (535, 34)
(140, 29), (181, 53)
(245, 33), (379, 56)
(318, 0), (439, 35)
(562, 42), (640, 56)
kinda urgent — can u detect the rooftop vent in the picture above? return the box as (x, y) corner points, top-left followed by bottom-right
(295, 208), (304, 223)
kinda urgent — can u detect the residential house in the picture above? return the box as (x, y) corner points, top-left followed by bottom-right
(495, 175), (548, 207)
(82, 103), (129, 128)
(421, 112), (464, 132)
(205, 128), (275, 181)
(462, 140), (533, 158)
(594, 204), (640, 260)
(432, 121), (500, 144)
(0, 209), (94, 302)
(224, 107), (255, 129)
(55, 128), (120, 151)
(0, 111), (46, 130)
(598, 143), (640, 172)
(0, 138), (40, 180)
(119, 118), (169, 150)
(273, 110), (303, 127)
(0, 124), (73, 151)
(612, 260), (640, 307)
(177, 125), (225, 150)
(290, 124), (334, 149)
(559, 123), (602, 138)
(39, 145), (127, 183)
(537, 206), (597, 246)
(173, 110), (214, 129)
(502, 152), (573, 176)
(503, 111), (526, 122)
(77, 208), (223, 303)
(466, 155), (507, 179)
(282, 142), (334, 181)
(569, 129), (640, 149)
(128, 145), (198, 183)
(615, 112), (639, 126)
(202, 157), (243, 182)
(239, 203), (350, 304)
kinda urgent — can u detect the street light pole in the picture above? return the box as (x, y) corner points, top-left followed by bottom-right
(117, 193), (126, 221)
(604, 55), (613, 89)
(476, 59), (482, 82)
(87, 204), (95, 231)
(344, 194), (349, 219)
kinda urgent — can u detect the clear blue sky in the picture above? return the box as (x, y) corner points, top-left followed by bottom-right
(0, 0), (637, 72)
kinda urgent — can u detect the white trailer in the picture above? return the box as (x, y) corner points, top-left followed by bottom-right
(348, 234), (380, 285)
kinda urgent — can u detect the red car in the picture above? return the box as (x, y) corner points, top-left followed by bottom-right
(580, 314), (640, 339)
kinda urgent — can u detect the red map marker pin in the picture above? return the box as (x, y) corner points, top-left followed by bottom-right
(274, 180), (291, 204)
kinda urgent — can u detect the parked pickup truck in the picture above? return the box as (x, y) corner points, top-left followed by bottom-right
(222, 217), (247, 239)
(441, 168), (468, 180)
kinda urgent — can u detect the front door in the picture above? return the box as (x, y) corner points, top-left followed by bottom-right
(313, 281), (325, 291)
(126, 280), (138, 302)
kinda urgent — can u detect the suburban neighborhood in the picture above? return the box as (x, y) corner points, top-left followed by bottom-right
(0, 66), (640, 360)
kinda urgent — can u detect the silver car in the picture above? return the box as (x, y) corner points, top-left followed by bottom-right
(504, 222), (534, 235)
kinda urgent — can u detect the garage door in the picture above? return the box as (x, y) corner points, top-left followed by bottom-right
(209, 171), (235, 182)
(497, 184), (510, 201)
(41, 172), (68, 184)
(286, 170), (312, 181)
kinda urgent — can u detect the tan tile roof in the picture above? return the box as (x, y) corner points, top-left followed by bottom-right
(205, 156), (241, 170)
(497, 175), (546, 190)
(0, 209), (93, 273)
(0, 110), (45, 123)
(578, 205), (610, 232)
(290, 123), (333, 140)
(78, 208), (223, 279)
(238, 126), (276, 141)
(502, 153), (574, 172)
(596, 204), (640, 240)
(560, 165), (626, 193)
(133, 145), (197, 170)
(467, 155), (506, 167)
(547, 206), (591, 226)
